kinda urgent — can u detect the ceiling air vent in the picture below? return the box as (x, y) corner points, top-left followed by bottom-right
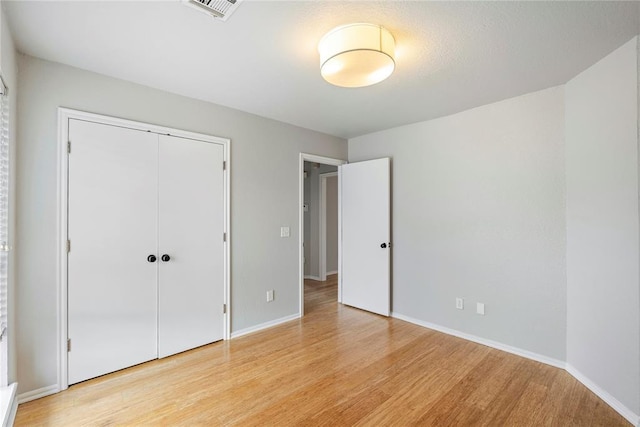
(183, 0), (242, 21)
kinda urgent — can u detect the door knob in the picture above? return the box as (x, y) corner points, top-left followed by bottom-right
(161, 254), (171, 262)
(147, 255), (157, 263)
(380, 243), (387, 249)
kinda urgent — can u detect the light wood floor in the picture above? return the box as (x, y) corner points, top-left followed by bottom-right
(16, 274), (628, 426)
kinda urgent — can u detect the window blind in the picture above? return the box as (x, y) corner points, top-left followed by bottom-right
(0, 77), (9, 343)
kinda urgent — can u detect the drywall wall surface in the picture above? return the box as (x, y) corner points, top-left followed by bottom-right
(303, 163), (337, 279)
(1, 3), (17, 385)
(349, 86), (566, 360)
(565, 37), (640, 416)
(304, 162), (319, 278)
(325, 175), (338, 273)
(303, 163), (312, 276)
(15, 54), (346, 394)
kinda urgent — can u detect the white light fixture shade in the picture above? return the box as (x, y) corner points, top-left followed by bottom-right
(318, 23), (395, 88)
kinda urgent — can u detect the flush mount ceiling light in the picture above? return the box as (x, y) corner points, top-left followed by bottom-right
(318, 23), (395, 88)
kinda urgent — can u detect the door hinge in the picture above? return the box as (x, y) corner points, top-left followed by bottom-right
(67, 338), (71, 352)
(67, 239), (71, 253)
(223, 304), (227, 314)
(67, 141), (71, 154)
(223, 232), (227, 242)
(223, 161), (226, 171)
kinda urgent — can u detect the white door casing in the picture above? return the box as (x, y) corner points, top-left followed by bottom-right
(340, 158), (391, 316)
(67, 119), (159, 385)
(59, 108), (230, 391)
(157, 135), (225, 358)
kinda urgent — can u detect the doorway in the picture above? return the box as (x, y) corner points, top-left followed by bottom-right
(298, 154), (346, 316)
(303, 162), (337, 313)
(298, 154), (391, 317)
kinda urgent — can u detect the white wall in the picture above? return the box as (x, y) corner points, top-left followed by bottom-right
(15, 55), (346, 394)
(349, 86), (567, 361)
(303, 165), (311, 276)
(303, 162), (317, 278)
(303, 162), (336, 279)
(0, 3), (17, 386)
(565, 37), (640, 418)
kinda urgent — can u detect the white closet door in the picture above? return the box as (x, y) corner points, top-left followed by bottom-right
(158, 135), (225, 358)
(68, 119), (158, 385)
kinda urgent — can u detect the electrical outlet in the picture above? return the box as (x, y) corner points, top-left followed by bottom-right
(477, 302), (485, 315)
(280, 227), (290, 238)
(456, 298), (464, 310)
(267, 290), (275, 302)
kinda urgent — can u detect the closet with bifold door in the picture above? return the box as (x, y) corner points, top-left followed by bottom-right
(67, 117), (226, 385)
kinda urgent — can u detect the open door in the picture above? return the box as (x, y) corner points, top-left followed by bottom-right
(340, 158), (390, 316)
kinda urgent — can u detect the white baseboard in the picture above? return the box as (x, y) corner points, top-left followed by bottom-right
(566, 364), (639, 426)
(0, 383), (16, 427)
(230, 313), (300, 339)
(304, 275), (321, 281)
(17, 384), (59, 404)
(326, 270), (338, 276)
(391, 312), (566, 369)
(391, 312), (640, 425)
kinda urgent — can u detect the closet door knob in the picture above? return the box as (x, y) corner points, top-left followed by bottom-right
(147, 255), (157, 263)
(161, 254), (171, 262)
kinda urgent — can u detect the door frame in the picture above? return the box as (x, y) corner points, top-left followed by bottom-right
(57, 108), (231, 392)
(298, 154), (346, 316)
(319, 172), (338, 281)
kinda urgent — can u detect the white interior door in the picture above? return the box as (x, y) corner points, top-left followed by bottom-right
(68, 119), (158, 384)
(340, 158), (390, 316)
(157, 135), (225, 358)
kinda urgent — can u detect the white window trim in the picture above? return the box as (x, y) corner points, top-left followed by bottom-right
(0, 75), (9, 388)
(0, 71), (17, 426)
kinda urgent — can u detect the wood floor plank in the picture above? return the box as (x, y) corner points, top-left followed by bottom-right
(15, 275), (630, 426)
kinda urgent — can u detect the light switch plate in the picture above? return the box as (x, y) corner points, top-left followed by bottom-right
(477, 302), (485, 315)
(280, 226), (290, 238)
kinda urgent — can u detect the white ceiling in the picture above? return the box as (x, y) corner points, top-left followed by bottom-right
(5, 1), (639, 139)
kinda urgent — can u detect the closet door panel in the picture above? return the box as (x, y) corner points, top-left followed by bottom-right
(68, 119), (158, 385)
(158, 135), (225, 358)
